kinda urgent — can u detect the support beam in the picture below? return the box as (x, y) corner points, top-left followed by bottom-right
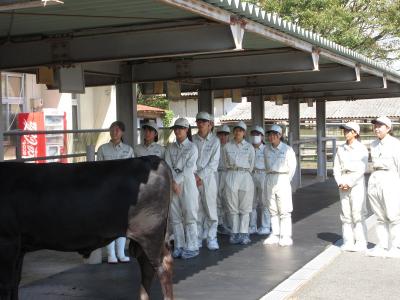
(132, 49), (317, 82)
(0, 22), (239, 69)
(99, 64), (358, 90)
(208, 65), (358, 90)
(316, 100), (326, 181)
(254, 75), (387, 96)
(159, 0), (313, 53)
(207, 74), (383, 95)
(249, 94), (264, 128)
(116, 64), (137, 147)
(198, 79), (214, 114)
(0, 71), (3, 161)
(244, 81), (400, 100)
(288, 100), (300, 191)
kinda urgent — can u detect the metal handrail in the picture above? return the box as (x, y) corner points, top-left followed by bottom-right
(4, 128), (109, 136)
(4, 128), (109, 162)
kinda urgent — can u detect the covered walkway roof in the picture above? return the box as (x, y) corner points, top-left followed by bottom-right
(0, 0), (400, 101)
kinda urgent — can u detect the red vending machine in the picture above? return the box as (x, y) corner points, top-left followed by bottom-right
(18, 112), (46, 163)
(18, 110), (67, 163)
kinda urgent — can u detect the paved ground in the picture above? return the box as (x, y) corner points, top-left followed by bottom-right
(19, 176), (343, 300)
(290, 223), (400, 300)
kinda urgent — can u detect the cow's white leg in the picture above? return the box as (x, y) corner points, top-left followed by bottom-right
(134, 245), (155, 300)
(139, 286), (150, 300)
(157, 243), (174, 300)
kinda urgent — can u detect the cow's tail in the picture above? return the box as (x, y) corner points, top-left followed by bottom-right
(164, 160), (173, 249)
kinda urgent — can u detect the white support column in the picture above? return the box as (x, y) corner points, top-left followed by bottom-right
(198, 79), (214, 114)
(250, 94), (264, 129)
(316, 100), (327, 181)
(289, 99), (300, 191)
(116, 63), (138, 147)
(0, 72), (3, 161)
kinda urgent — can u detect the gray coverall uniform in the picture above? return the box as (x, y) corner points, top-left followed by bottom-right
(165, 138), (199, 252)
(193, 132), (220, 246)
(333, 139), (368, 249)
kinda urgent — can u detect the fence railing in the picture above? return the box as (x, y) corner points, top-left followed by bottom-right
(4, 127), (338, 166)
(3, 127), (178, 163)
(4, 128), (110, 162)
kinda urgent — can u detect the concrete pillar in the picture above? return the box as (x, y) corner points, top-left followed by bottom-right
(0, 72), (3, 161)
(250, 94), (264, 129)
(198, 79), (214, 114)
(116, 63), (138, 147)
(316, 100), (327, 181)
(288, 99), (300, 190)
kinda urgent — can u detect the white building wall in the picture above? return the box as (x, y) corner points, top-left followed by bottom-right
(169, 97), (243, 125)
(79, 86), (114, 129)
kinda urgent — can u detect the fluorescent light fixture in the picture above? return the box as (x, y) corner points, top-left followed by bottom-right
(0, 0), (63, 11)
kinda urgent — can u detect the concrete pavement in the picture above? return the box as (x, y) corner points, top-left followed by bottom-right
(267, 215), (400, 300)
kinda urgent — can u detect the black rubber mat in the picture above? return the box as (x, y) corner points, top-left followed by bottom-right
(20, 178), (343, 300)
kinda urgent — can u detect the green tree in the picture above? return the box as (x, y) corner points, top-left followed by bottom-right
(137, 96), (174, 127)
(247, 0), (400, 65)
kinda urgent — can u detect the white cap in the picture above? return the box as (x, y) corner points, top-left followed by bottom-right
(340, 122), (360, 135)
(217, 124), (230, 134)
(372, 116), (392, 129)
(196, 111), (211, 121)
(250, 125), (265, 136)
(233, 121), (247, 131)
(171, 117), (190, 128)
(142, 120), (159, 134)
(267, 124), (282, 135)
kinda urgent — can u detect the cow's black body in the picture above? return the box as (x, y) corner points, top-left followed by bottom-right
(0, 156), (173, 300)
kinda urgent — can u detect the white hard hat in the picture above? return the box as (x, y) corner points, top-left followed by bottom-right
(217, 124), (230, 134)
(340, 122), (360, 135)
(142, 120), (159, 134)
(196, 111), (211, 121)
(372, 116), (392, 129)
(250, 125), (265, 136)
(267, 124), (282, 135)
(171, 117), (190, 128)
(233, 121), (247, 131)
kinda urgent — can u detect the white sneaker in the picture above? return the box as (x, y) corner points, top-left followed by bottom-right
(366, 246), (387, 258)
(107, 256), (118, 264)
(118, 256), (130, 263)
(207, 239), (219, 250)
(263, 235), (279, 245)
(341, 242), (356, 252)
(386, 247), (400, 258)
(279, 236), (293, 247)
(257, 227), (271, 235)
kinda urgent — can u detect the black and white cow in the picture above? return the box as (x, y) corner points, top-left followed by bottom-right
(0, 156), (173, 300)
